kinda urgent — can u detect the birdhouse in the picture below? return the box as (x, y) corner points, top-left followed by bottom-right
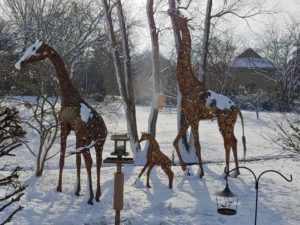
(111, 133), (130, 157)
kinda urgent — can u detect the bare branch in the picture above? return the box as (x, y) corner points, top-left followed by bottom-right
(177, 0), (193, 10)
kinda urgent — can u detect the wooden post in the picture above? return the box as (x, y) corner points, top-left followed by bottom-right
(114, 162), (124, 225)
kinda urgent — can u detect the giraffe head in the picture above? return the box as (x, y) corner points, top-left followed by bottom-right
(139, 132), (153, 143)
(15, 41), (53, 70)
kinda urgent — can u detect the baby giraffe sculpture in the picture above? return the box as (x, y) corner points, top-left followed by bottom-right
(15, 41), (107, 204)
(136, 132), (174, 188)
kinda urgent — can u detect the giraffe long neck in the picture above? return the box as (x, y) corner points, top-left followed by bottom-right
(147, 136), (159, 151)
(47, 46), (83, 107)
(177, 22), (198, 87)
(171, 14), (206, 98)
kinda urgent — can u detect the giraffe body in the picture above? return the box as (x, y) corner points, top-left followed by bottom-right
(15, 42), (107, 204)
(137, 132), (174, 189)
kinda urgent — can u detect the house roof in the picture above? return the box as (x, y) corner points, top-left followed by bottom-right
(236, 48), (262, 58)
(231, 48), (274, 69)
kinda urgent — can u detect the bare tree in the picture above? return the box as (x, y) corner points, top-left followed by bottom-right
(0, 107), (26, 225)
(267, 114), (300, 153)
(207, 29), (237, 94)
(19, 96), (60, 177)
(1, 0), (104, 78)
(146, 0), (161, 139)
(198, 0), (213, 83)
(101, 0), (141, 158)
(258, 17), (300, 110)
(197, 0), (277, 84)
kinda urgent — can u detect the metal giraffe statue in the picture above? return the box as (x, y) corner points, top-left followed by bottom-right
(16, 41), (107, 204)
(169, 10), (246, 177)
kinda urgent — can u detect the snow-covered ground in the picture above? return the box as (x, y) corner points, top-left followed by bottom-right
(1, 99), (299, 225)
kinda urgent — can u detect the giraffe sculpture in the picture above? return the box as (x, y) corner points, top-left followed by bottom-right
(169, 10), (246, 177)
(136, 132), (174, 189)
(206, 90), (246, 176)
(15, 41), (107, 204)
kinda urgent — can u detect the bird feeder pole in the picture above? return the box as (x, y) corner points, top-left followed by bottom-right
(104, 133), (133, 225)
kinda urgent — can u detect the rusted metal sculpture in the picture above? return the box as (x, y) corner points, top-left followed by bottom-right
(15, 41), (107, 204)
(169, 10), (246, 177)
(136, 132), (174, 188)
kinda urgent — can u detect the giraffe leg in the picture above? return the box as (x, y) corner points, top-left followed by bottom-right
(146, 164), (154, 188)
(74, 153), (81, 196)
(173, 123), (189, 171)
(162, 165), (174, 189)
(231, 132), (240, 177)
(95, 139), (105, 202)
(222, 134), (231, 178)
(57, 125), (70, 192)
(191, 124), (204, 178)
(82, 148), (94, 205)
(137, 162), (150, 179)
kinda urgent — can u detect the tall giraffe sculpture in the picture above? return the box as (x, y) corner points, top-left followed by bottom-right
(15, 41), (107, 204)
(169, 10), (246, 177)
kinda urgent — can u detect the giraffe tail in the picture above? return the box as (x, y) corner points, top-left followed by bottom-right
(238, 109), (246, 162)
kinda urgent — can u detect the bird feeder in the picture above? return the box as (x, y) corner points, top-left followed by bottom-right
(103, 133), (133, 225)
(111, 133), (130, 157)
(157, 94), (166, 110)
(216, 178), (238, 216)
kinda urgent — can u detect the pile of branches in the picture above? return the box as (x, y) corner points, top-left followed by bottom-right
(0, 107), (26, 225)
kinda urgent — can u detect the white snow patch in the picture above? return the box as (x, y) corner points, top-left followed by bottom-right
(80, 103), (92, 123)
(15, 40), (43, 70)
(134, 145), (147, 166)
(70, 140), (95, 154)
(133, 177), (144, 188)
(205, 90), (235, 110)
(184, 166), (195, 176)
(2, 98), (299, 225)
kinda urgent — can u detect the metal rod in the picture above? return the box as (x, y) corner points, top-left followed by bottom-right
(255, 182), (258, 225)
(227, 166), (293, 225)
(115, 210), (120, 225)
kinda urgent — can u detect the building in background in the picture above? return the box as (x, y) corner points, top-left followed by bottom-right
(229, 48), (277, 93)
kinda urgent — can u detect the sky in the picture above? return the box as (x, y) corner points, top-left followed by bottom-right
(129, 0), (300, 55)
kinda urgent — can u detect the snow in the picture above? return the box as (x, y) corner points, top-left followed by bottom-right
(69, 141), (96, 154)
(1, 98), (299, 225)
(205, 90), (235, 110)
(231, 57), (274, 68)
(15, 40), (43, 70)
(80, 103), (92, 123)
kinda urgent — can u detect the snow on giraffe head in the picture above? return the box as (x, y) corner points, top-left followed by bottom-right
(15, 40), (48, 69)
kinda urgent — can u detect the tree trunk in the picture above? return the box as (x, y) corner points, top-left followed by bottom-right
(101, 0), (141, 157)
(197, 0), (213, 83)
(146, 0), (160, 138)
(115, 0), (140, 154)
